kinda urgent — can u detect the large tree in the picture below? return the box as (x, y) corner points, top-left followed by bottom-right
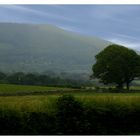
(92, 44), (140, 90)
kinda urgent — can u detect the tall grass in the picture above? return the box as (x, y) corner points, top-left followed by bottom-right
(1, 93), (140, 112)
(0, 95), (58, 114)
(0, 93), (140, 134)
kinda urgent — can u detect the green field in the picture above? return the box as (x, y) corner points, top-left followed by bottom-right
(0, 84), (140, 135)
(0, 84), (139, 111)
(0, 84), (73, 95)
(0, 93), (140, 112)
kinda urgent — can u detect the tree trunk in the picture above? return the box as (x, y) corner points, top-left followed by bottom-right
(117, 83), (123, 90)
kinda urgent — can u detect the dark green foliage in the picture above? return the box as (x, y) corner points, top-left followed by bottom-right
(83, 105), (140, 135)
(0, 110), (56, 135)
(7, 72), (25, 85)
(55, 95), (85, 134)
(22, 112), (56, 135)
(92, 44), (140, 90)
(23, 73), (39, 85)
(0, 110), (23, 135)
(0, 72), (88, 87)
(0, 72), (7, 83)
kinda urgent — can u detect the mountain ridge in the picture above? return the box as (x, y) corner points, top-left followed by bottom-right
(0, 22), (111, 75)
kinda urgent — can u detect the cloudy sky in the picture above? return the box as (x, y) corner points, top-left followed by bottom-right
(0, 5), (140, 50)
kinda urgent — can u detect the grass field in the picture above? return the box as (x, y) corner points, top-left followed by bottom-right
(0, 84), (73, 96)
(0, 83), (140, 115)
(0, 90), (140, 112)
(0, 84), (140, 134)
(0, 83), (140, 111)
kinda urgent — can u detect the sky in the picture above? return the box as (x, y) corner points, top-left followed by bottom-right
(0, 5), (140, 50)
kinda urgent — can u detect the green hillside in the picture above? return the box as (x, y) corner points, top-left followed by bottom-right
(0, 23), (111, 74)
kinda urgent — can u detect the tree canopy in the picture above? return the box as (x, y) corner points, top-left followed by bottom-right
(92, 44), (140, 90)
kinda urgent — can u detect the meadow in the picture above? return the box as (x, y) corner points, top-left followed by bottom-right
(0, 84), (73, 96)
(0, 84), (140, 135)
(1, 92), (140, 112)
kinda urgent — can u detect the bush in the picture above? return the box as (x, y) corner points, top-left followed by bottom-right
(55, 95), (85, 135)
(22, 112), (56, 135)
(0, 110), (23, 135)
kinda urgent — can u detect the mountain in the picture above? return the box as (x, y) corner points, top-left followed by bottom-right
(0, 23), (111, 76)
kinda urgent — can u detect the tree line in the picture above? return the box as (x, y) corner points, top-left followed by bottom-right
(0, 72), (86, 88)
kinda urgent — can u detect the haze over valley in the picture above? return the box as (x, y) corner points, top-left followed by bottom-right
(0, 23), (111, 77)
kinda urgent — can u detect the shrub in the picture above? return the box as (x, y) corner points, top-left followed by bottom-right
(55, 95), (85, 135)
(22, 112), (56, 135)
(0, 110), (23, 135)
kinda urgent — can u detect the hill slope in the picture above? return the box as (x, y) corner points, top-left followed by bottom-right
(0, 23), (111, 75)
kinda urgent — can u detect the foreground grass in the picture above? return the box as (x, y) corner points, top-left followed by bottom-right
(0, 95), (58, 113)
(0, 92), (140, 113)
(0, 88), (140, 135)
